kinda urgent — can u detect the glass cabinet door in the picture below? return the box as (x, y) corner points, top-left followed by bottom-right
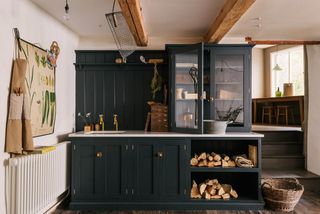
(209, 48), (251, 131)
(170, 44), (203, 133)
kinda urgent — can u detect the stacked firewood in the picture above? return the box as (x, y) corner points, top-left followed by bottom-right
(191, 179), (238, 200)
(190, 152), (236, 168)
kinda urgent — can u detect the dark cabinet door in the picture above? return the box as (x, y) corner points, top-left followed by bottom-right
(130, 139), (159, 200)
(168, 43), (204, 134)
(130, 139), (189, 201)
(72, 139), (127, 201)
(158, 139), (189, 200)
(72, 141), (106, 201)
(209, 47), (252, 132)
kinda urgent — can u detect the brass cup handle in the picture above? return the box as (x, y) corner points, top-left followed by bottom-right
(157, 152), (164, 159)
(96, 152), (103, 158)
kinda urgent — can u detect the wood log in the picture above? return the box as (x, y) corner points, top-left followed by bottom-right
(212, 179), (219, 184)
(211, 195), (222, 199)
(221, 184), (232, 193)
(208, 155), (214, 161)
(222, 160), (229, 168)
(199, 183), (207, 195)
(190, 158), (198, 166)
(222, 193), (230, 200)
(206, 179), (216, 186)
(223, 155), (230, 161)
(198, 159), (208, 167)
(213, 154), (221, 161)
(227, 160), (236, 167)
(215, 183), (222, 190)
(204, 190), (211, 200)
(206, 185), (216, 195)
(207, 161), (215, 168)
(190, 180), (202, 199)
(218, 187), (225, 195)
(198, 152), (207, 161)
(230, 189), (238, 198)
(213, 161), (222, 166)
(248, 145), (257, 167)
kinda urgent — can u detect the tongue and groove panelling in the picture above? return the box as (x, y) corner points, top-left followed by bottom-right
(75, 50), (168, 131)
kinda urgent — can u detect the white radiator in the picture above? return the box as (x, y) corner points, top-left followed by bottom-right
(5, 141), (70, 214)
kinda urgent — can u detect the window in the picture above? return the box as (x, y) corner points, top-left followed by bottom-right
(271, 46), (304, 96)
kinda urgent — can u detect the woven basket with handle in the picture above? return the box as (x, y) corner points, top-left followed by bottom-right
(262, 178), (304, 212)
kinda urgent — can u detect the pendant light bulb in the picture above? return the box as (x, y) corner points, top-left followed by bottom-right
(273, 45), (282, 71)
(273, 63), (282, 71)
(63, 0), (70, 21)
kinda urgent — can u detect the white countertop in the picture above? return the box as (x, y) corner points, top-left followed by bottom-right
(69, 131), (264, 138)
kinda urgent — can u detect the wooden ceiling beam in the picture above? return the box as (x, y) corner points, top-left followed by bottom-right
(204, 0), (256, 43)
(245, 37), (320, 45)
(117, 0), (148, 46)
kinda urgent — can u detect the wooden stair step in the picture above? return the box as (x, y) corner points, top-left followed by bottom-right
(262, 155), (305, 170)
(262, 144), (303, 156)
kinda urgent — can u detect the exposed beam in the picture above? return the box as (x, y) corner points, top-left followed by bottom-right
(117, 0), (148, 46)
(245, 37), (320, 45)
(204, 0), (256, 43)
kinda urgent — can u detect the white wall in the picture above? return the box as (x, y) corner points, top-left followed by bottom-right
(251, 48), (264, 98)
(0, 0), (79, 213)
(306, 45), (320, 175)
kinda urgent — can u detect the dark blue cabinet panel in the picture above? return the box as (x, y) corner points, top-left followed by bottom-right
(158, 139), (189, 200)
(131, 141), (159, 199)
(72, 138), (127, 201)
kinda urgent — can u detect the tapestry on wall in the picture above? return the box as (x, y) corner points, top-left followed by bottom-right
(18, 40), (56, 137)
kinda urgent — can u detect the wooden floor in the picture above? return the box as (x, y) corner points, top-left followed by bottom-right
(53, 190), (320, 214)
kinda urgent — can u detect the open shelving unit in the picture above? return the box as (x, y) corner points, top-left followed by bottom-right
(186, 137), (264, 209)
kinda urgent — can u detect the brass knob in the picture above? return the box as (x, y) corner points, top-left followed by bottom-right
(157, 152), (164, 159)
(96, 152), (103, 158)
(210, 97), (214, 101)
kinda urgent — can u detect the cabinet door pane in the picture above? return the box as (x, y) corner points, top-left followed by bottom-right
(213, 53), (245, 127)
(175, 50), (199, 129)
(170, 43), (203, 133)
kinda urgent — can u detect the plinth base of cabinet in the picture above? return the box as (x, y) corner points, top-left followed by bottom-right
(69, 199), (265, 211)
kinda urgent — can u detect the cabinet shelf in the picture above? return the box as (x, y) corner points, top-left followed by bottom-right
(215, 81), (242, 85)
(189, 196), (261, 203)
(214, 98), (243, 101)
(176, 98), (198, 101)
(74, 63), (168, 67)
(190, 167), (259, 173)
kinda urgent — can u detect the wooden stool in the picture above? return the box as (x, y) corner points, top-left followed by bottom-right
(262, 106), (274, 124)
(276, 105), (295, 125)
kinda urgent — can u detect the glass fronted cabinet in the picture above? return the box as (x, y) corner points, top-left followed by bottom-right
(168, 43), (203, 133)
(207, 47), (251, 132)
(167, 44), (252, 133)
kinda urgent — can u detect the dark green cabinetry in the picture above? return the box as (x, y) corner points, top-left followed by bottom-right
(70, 135), (264, 210)
(72, 138), (127, 201)
(167, 44), (253, 133)
(71, 138), (189, 207)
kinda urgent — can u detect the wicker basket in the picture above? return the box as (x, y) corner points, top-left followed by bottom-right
(262, 178), (304, 212)
(150, 104), (168, 132)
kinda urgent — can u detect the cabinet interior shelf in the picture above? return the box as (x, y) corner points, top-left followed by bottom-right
(176, 99), (198, 101)
(190, 167), (259, 173)
(74, 63), (168, 66)
(215, 82), (242, 85)
(189, 196), (260, 203)
(214, 98), (243, 101)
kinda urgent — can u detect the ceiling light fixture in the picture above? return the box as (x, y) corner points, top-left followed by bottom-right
(273, 45), (282, 71)
(63, 0), (70, 21)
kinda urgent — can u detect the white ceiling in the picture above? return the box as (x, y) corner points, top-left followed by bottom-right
(31, 0), (320, 46)
(224, 0), (320, 42)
